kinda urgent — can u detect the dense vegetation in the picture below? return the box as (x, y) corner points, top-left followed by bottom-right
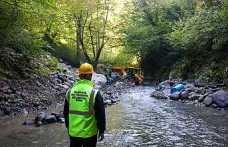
(123, 0), (228, 82)
(0, 0), (228, 82)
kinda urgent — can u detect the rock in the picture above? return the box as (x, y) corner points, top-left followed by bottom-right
(203, 96), (213, 107)
(198, 95), (207, 103)
(59, 84), (69, 89)
(169, 92), (180, 100)
(35, 112), (46, 122)
(111, 99), (117, 104)
(36, 81), (42, 87)
(188, 93), (202, 101)
(158, 80), (171, 90)
(36, 121), (42, 127)
(212, 103), (218, 108)
(104, 100), (112, 105)
(44, 115), (57, 124)
(51, 112), (64, 122)
(185, 83), (195, 89)
(22, 120), (34, 126)
(3, 107), (11, 115)
(211, 90), (228, 108)
(211, 88), (221, 92)
(180, 91), (189, 99)
(58, 118), (65, 123)
(151, 91), (168, 99)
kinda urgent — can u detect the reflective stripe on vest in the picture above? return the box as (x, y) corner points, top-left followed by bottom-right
(68, 80), (98, 138)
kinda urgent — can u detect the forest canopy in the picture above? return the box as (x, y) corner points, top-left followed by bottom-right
(122, 0), (228, 81)
(0, 0), (228, 82)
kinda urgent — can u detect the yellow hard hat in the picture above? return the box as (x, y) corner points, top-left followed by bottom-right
(79, 63), (94, 75)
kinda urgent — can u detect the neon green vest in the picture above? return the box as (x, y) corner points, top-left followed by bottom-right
(68, 80), (97, 138)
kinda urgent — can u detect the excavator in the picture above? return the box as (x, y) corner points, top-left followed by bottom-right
(127, 67), (144, 85)
(110, 66), (144, 85)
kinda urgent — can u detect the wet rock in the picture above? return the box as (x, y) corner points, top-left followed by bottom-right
(58, 84), (69, 89)
(211, 90), (228, 108)
(212, 103), (218, 108)
(158, 80), (171, 90)
(58, 117), (65, 123)
(188, 93), (202, 101)
(111, 99), (118, 104)
(180, 91), (189, 99)
(151, 91), (168, 99)
(198, 95), (207, 102)
(203, 96), (213, 107)
(22, 120), (34, 126)
(2, 107), (11, 115)
(44, 115), (57, 124)
(104, 100), (112, 105)
(36, 121), (42, 126)
(51, 112), (64, 122)
(169, 92), (180, 100)
(35, 112), (46, 122)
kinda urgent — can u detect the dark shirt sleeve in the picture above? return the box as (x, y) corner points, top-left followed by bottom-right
(63, 89), (70, 129)
(94, 91), (106, 134)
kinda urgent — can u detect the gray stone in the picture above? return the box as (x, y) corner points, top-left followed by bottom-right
(180, 91), (189, 99)
(36, 112), (46, 122)
(3, 107), (11, 115)
(198, 95), (207, 102)
(203, 96), (213, 107)
(44, 115), (57, 123)
(22, 120), (34, 126)
(212, 103), (218, 108)
(151, 91), (168, 99)
(169, 92), (180, 100)
(188, 93), (202, 101)
(60, 84), (69, 89)
(211, 90), (228, 108)
(104, 100), (112, 105)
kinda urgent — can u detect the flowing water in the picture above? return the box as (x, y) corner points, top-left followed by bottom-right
(0, 86), (228, 147)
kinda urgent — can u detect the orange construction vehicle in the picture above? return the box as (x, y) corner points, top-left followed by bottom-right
(127, 67), (144, 85)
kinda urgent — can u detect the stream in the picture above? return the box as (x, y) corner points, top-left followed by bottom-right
(0, 86), (228, 147)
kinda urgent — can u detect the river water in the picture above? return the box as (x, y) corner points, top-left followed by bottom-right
(0, 86), (228, 147)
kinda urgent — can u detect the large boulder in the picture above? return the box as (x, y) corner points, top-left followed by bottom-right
(211, 90), (228, 108)
(203, 96), (213, 107)
(151, 90), (168, 99)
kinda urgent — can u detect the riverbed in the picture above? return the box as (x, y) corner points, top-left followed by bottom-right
(0, 86), (228, 147)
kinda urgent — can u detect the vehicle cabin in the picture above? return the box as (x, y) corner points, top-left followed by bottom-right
(127, 67), (144, 85)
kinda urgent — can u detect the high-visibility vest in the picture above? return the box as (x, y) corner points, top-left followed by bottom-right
(68, 80), (98, 138)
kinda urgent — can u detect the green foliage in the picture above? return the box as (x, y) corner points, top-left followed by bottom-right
(100, 50), (134, 66)
(33, 53), (60, 76)
(123, 0), (228, 81)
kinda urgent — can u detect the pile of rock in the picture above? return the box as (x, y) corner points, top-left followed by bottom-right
(101, 80), (132, 105)
(0, 72), (77, 116)
(151, 80), (228, 109)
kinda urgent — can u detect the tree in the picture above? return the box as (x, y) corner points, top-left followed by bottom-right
(58, 0), (111, 67)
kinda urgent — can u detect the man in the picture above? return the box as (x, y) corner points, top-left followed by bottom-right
(63, 63), (106, 147)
